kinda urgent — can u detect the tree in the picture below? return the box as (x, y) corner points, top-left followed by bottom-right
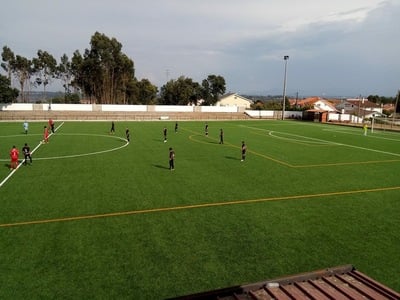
(251, 100), (265, 110)
(1, 46), (15, 80)
(367, 94), (394, 105)
(115, 53), (135, 104)
(74, 32), (135, 104)
(71, 49), (96, 102)
(13, 55), (32, 102)
(32, 50), (57, 101)
(0, 74), (19, 103)
(1, 47), (32, 102)
(69, 32), (136, 104)
(201, 74), (226, 105)
(57, 53), (74, 100)
(126, 78), (158, 104)
(160, 76), (201, 105)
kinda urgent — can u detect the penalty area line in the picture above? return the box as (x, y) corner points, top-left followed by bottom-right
(1, 185), (399, 228)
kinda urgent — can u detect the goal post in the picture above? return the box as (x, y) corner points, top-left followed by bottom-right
(371, 116), (400, 132)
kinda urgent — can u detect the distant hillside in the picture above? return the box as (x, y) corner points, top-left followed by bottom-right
(242, 95), (286, 102)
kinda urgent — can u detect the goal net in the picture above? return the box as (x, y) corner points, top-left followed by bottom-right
(371, 117), (400, 131)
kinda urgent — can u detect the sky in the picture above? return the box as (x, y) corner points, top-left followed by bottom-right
(1, 0), (399, 98)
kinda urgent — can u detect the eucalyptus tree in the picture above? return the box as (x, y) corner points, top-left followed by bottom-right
(0, 74), (19, 103)
(32, 50), (57, 101)
(1, 46), (15, 80)
(70, 32), (135, 104)
(90, 32), (118, 103)
(57, 53), (74, 98)
(115, 53), (135, 104)
(1, 46), (32, 102)
(70, 50), (90, 99)
(13, 55), (32, 102)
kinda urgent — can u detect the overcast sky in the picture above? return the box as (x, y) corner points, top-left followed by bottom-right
(1, 0), (399, 97)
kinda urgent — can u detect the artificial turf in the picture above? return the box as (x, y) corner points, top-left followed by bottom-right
(0, 120), (399, 298)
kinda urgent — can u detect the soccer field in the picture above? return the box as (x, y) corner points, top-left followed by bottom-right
(0, 120), (399, 298)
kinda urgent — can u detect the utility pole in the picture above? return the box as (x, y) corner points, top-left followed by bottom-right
(357, 94), (361, 124)
(282, 55), (289, 120)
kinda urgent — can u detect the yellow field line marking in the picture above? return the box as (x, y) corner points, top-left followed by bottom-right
(294, 159), (400, 168)
(185, 127), (293, 167)
(1, 186), (399, 228)
(177, 125), (400, 169)
(242, 127), (400, 168)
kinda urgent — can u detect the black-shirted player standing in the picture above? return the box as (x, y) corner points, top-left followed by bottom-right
(163, 127), (167, 143)
(22, 143), (32, 165)
(169, 147), (175, 170)
(241, 141), (247, 162)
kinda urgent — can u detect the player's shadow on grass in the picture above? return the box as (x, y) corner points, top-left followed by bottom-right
(225, 156), (240, 160)
(153, 164), (170, 170)
(204, 140), (220, 144)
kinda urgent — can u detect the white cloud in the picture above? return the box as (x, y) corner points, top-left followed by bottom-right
(1, 0), (398, 96)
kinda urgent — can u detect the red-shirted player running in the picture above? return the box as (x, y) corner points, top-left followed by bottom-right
(9, 145), (19, 170)
(43, 126), (49, 143)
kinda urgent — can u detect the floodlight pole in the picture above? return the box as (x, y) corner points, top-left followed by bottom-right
(393, 90), (399, 127)
(282, 55), (289, 120)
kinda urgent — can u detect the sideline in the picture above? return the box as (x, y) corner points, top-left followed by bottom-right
(1, 185), (399, 228)
(0, 122), (64, 188)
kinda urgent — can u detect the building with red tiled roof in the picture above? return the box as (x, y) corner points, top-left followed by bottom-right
(289, 97), (320, 109)
(289, 97), (338, 113)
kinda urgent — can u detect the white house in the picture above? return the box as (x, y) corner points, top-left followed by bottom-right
(336, 99), (383, 115)
(313, 99), (339, 112)
(216, 93), (252, 109)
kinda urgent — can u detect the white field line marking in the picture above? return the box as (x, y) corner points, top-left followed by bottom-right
(0, 122), (65, 162)
(268, 131), (332, 145)
(323, 128), (400, 142)
(34, 133), (128, 160)
(0, 134), (40, 138)
(0, 132), (128, 161)
(240, 124), (400, 158)
(0, 122), (65, 188)
(0, 132), (127, 187)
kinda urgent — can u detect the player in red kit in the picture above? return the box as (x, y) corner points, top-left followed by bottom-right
(10, 145), (19, 170)
(49, 118), (55, 133)
(43, 126), (49, 143)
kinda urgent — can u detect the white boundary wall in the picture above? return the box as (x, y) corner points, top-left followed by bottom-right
(0, 103), (33, 111)
(327, 112), (362, 123)
(201, 106), (239, 113)
(0, 103), (240, 113)
(245, 110), (275, 118)
(0, 104), (362, 123)
(154, 105), (194, 112)
(102, 104), (147, 112)
(45, 104), (93, 111)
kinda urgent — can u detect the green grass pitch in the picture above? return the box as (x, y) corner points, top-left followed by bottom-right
(0, 120), (399, 298)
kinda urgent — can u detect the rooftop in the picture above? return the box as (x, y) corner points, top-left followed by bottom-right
(168, 265), (400, 300)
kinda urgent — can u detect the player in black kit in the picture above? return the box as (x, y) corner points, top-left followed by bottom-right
(22, 143), (32, 165)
